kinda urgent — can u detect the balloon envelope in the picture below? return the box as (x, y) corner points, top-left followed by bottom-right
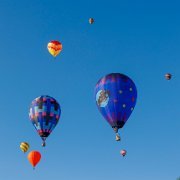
(28, 151), (41, 168)
(120, 149), (127, 157)
(89, 18), (94, 24)
(29, 95), (61, 145)
(20, 142), (29, 153)
(95, 73), (137, 130)
(47, 40), (62, 57)
(165, 73), (172, 80)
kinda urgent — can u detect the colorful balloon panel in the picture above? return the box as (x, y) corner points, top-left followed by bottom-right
(29, 95), (61, 141)
(95, 73), (137, 129)
(47, 40), (62, 57)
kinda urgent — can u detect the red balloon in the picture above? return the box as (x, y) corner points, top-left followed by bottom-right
(28, 151), (41, 168)
(120, 149), (127, 157)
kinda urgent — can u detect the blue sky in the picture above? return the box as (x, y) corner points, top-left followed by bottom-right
(0, 0), (180, 179)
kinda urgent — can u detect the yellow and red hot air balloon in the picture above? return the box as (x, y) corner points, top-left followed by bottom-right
(20, 142), (30, 153)
(28, 151), (41, 169)
(47, 40), (62, 57)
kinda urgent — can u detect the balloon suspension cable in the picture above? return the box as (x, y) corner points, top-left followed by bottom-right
(113, 127), (121, 141)
(33, 167), (35, 170)
(113, 127), (118, 133)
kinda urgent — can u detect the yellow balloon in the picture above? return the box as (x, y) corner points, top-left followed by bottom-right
(20, 142), (29, 153)
(47, 40), (62, 57)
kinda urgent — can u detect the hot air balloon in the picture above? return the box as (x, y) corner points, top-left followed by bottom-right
(29, 95), (61, 147)
(95, 73), (137, 141)
(165, 73), (172, 80)
(89, 18), (94, 24)
(120, 149), (127, 157)
(47, 40), (62, 57)
(28, 151), (41, 169)
(20, 142), (29, 153)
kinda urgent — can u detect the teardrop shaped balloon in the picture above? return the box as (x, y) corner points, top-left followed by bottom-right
(47, 40), (62, 57)
(28, 151), (41, 169)
(29, 95), (61, 146)
(95, 73), (137, 141)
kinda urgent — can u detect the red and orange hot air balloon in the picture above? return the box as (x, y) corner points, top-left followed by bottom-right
(28, 151), (41, 169)
(47, 40), (62, 57)
(120, 149), (127, 157)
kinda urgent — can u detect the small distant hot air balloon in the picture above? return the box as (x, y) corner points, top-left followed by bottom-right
(165, 73), (172, 80)
(20, 142), (29, 153)
(95, 73), (137, 142)
(120, 149), (127, 157)
(89, 18), (94, 24)
(47, 40), (62, 57)
(29, 95), (61, 147)
(28, 151), (41, 169)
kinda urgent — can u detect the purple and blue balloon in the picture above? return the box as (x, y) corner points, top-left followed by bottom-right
(29, 95), (61, 146)
(95, 73), (137, 141)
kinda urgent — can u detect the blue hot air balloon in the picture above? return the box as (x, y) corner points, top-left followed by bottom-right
(29, 95), (61, 146)
(95, 73), (137, 141)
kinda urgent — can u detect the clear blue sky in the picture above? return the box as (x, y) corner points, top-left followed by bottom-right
(0, 0), (180, 179)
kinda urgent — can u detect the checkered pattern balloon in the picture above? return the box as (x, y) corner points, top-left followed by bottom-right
(29, 95), (61, 141)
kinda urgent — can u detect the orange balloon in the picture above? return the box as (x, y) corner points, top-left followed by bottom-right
(27, 151), (41, 168)
(47, 40), (62, 57)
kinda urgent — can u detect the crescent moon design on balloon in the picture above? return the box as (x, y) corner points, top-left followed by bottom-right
(96, 90), (110, 107)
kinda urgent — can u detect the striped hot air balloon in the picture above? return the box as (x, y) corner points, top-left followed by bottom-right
(47, 40), (62, 57)
(20, 142), (30, 153)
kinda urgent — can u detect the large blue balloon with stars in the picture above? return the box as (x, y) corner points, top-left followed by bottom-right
(95, 73), (137, 131)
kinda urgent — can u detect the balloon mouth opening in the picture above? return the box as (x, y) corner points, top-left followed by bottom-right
(112, 122), (125, 131)
(39, 132), (50, 137)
